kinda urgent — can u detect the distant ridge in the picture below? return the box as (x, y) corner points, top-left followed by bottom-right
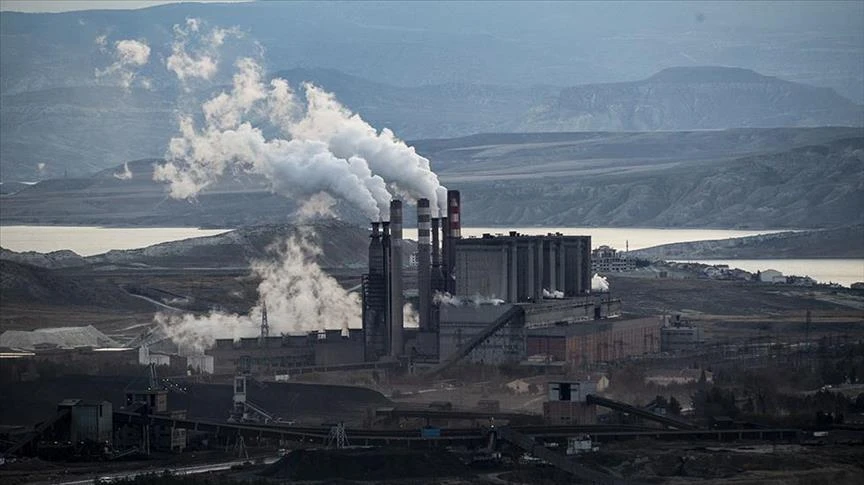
(525, 66), (863, 132)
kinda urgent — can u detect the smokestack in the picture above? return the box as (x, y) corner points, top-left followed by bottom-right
(389, 200), (404, 358)
(368, 222), (383, 275)
(446, 190), (461, 293)
(417, 199), (431, 332)
(431, 217), (443, 291)
(440, 215), (449, 292)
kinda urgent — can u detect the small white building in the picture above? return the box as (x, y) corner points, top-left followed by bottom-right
(759, 269), (785, 283)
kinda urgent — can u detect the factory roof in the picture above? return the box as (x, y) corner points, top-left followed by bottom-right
(526, 317), (661, 337)
(0, 325), (119, 350)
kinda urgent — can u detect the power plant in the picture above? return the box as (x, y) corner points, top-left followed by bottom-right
(199, 189), (640, 375)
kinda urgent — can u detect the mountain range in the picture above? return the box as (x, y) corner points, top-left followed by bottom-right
(1, 66), (861, 181)
(2, 127), (861, 230)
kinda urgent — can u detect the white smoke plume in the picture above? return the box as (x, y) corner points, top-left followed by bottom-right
(154, 23), (448, 351)
(433, 291), (461, 306)
(95, 38), (151, 89)
(403, 303), (419, 328)
(156, 227), (362, 352)
(290, 84), (447, 214)
(296, 192), (337, 219)
(156, 57), (393, 220)
(432, 291), (504, 307)
(592, 274), (610, 293)
(543, 289), (564, 299)
(166, 18), (241, 86)
(36, 162), (47, 174)
(113, 162), (133, 180)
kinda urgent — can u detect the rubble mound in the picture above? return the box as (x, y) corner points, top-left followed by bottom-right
(259, 447), (469, 481)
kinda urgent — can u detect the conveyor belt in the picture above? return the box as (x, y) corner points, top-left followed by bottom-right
(586, 395), (699, 430)
(426, 305), (523, 376)
(4, 409), (70, 455)
(497, 426), (626, 485)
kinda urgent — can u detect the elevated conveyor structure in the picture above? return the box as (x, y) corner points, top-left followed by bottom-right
(426, 305), (523, 376)
(497, 426), (627, 485)
(586, 395), (699, 430)
(4, 408), (70, 456)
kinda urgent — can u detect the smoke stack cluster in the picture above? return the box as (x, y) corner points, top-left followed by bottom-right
(361, 190), (460, 362)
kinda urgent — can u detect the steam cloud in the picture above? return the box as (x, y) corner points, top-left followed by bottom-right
(154, 19), (446, 351)
(433, 291), (504, 307)
(113, 162), (133, 180)
(153, 21), (447, 351)
(95, 38), (151, 89)
(166, 18), (241, 86)
(592, 274), (610, 292)
(155, 25), (446, 218)
(156, 228), (362, 352)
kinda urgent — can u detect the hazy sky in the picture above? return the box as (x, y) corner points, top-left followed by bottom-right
(0, 0), (249, 12)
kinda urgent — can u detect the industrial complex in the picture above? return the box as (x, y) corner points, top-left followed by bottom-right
(2, 191), (862, 484)
(199, 190), (641, 378)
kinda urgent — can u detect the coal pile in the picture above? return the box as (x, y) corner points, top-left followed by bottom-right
(259, 447), (469, 481)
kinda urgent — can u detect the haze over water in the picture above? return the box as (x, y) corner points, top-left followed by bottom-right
(2, 225), (859, 287)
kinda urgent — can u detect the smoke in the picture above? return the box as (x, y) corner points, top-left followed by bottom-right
(156, 56), (395, 220)
(155, 227), (362, 352)
(95, 38), (151, 89)
(296, 192), (337, 219)
(592, 274), (610, 292)
(166, 18), (242, 87)
(290, 83), (448, 214)
(403, 303), (419, 328)
(153, 22), (447, 351)
(113, 162), (133, 180)
(543, 289), (564, 299)
(36, 162), (47, 175)
(432, 291), (504, 307)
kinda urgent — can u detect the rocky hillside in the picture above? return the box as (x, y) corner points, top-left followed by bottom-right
(2, 128), (861, 229)
(630, 225), (864, 260)
(525, 67), (863, 131)
(0, 259), (151, 309)
(85, 222), (373, 269)
(0, 222), (374, 270)
(436, 133), (864, 229)
(2, 66), (861, 181)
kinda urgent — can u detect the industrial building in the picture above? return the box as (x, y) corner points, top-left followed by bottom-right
(591, 245), (635, 273)
(454, 232), (592, 302)
(526, 318), (662, 367)
(198, 189), (659, 375)
(208, 329), (365, 375)
(660, 325), (703, 352)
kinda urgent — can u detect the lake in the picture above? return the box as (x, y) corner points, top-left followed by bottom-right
(1, 225), (857, 286)
(402, 226), (785, 251)
(0, 226), (231, 256)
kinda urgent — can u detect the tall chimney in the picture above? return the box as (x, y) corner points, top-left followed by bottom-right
(417, 199), (431, 332)
(380, 221), (391, 358)
(368, 222), (383, 275)
(431, 217), (443, 291)
(440, 215), (449, 291)
(446, 190), (461, 294)
(389, 200), (404, 358)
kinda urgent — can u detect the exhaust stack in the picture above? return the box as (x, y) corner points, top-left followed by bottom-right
(389, 200), (404, 358)
(445, 190), (461, 294)
(417, 199), (432, 332)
